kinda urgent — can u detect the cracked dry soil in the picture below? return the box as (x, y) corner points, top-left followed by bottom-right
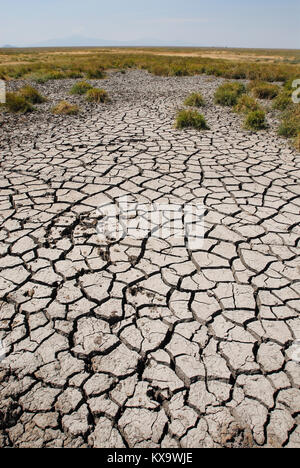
(0, 70), (299, 448)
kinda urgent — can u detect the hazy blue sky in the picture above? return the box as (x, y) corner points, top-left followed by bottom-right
(1, 0), (299, 48)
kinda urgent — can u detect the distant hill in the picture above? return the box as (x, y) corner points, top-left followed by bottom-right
(2, 44), (14, 48)
(27, 35), (198, 48)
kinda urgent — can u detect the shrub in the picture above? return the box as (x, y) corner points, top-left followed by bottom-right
(175, 109), (209, 130)
(51, 101), (79, 115)
(65, 71), (84, 79)
(28, 73), (51, 84)
(70, 81), (92, 95)
(184, 93), (205, 107)
(47, 71), (66, 80)
(283, 79), (297, 91)
(86, 88), (110, 103)
(150, 64), (170, 76)
(5, 92), (34, 113)
(86, 68), (105, 79)
(215, 82), (246, 106)
(234, 94), (261, 114)
(249, 81), (280, 99)
(170, 65), (190, 77)
(18, 85), (46, 104)
(28, 71), (66, 83)
(272, 90), (292, 111)
(278, 105), (300, 138)
(244, 110), (267, 131)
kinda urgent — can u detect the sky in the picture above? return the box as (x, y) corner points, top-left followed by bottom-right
(1, 0), (299, 48)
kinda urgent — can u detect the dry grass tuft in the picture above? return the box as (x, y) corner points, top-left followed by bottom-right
(249, 81), (280, 99)
(244, 109), (267, 131)
(215, 82), (246, 106)
(86, 88), (110, 103)
(175, 109), (209, 130)
(234, 94), (261, 114)
(70, 81), (93, 95)
(18, 85), (46, 104)
(51, 100), (79, 115)
(5, 92), (35, 113)
(184, 92), (205, 107)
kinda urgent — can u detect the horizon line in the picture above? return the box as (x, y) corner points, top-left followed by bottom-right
(2, 44), (300, 51)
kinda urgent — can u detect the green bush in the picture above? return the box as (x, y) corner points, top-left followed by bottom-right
(170, 65), (190, 77)
(51, 101), (79, 115)
(283, 79), (297, 91)
(5, 92), (35, 113)
(278, 105), (300, 138)
(28, 70), (67, 83)
(86, 88), (110, 103)
(184, 93), (205, 107)
(234, 94), (261, 114)
(175, 109), (209, 130)
(70, 81), (92, 95)
(244, 110), (267, 131)
(249, 81), (280, 99)
(215, 82), (246, 106)
(28, 73), (51, 84)
(18, 85), (46, 104)
(272, 90), (293, 111)
(150, 64), (170, 76)
(65, 71), (84, 79)
(86, 68), (105, 79)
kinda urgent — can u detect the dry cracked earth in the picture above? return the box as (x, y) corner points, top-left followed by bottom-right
(0, 70), (300, 448)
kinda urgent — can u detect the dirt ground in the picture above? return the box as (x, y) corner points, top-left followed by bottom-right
(0, 71), (299, 448)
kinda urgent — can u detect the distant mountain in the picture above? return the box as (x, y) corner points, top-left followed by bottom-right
(26, 35), (198, 48)
(2, 44), (14, 48)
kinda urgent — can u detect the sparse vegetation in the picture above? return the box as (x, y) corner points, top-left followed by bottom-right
(272, 89), (292, 111)
(4, 92), (35, 113)
(18, 85), (46, 104)
(175, 109), (209, 130)
(27, 73), (52, 84)
(1, 47), (300, 151)
(283, 79), (298, 92)
(234, 94), (262, 114)
(278, 105), (300, 138)
(244, 109), (267, 130)
(249, 81), (280, 99)
(51, 101), (79, 115)
(31, 71), (66, 82)
(86, 68), (106, 79)
(28, 70), (84, 83)
(1, 47), (300, 83)
(184, 93), (205, 107)
(70, 81), (93, 95)
(150, 64), (171, 76)
(215, 82), (246, 106)
(86, 88), (110, 103)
